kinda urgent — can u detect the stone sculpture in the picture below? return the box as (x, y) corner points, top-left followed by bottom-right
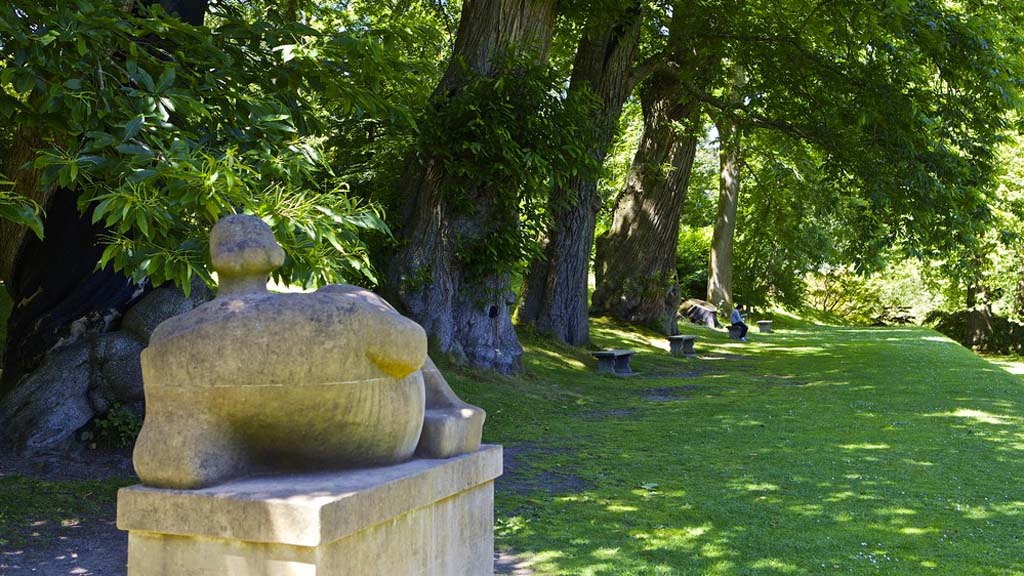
(133, 214), (484, 489)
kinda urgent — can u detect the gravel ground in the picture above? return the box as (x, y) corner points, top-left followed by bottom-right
(1, 449), (133, 576)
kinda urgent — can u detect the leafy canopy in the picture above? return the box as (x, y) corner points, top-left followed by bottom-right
(0, 0), (405, 290)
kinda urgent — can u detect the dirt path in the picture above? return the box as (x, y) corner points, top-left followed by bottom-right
(1, 450), (132, 576)
(0, 512), (126, 575)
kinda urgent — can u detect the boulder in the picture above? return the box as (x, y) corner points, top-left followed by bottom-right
(0, 343), (93, 453)
(0, 330), (146, 453)
(121, 277), (212, 344)
(680, 298), (720, 328)
(86, 332), (146, 416)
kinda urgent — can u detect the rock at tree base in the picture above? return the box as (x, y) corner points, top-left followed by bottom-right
(121, 277), (212, 344)
(0, 344), (92, 453)
(680, 299), (720, 328)
(0, 331), (145, 453)
(0, 276), (211, 455)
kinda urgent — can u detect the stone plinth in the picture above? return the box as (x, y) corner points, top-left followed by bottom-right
(757, 320), (773, 333)
(118, 445), (502, 576)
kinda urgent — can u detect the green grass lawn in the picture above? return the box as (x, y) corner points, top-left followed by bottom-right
(446, 317), (1024, 575)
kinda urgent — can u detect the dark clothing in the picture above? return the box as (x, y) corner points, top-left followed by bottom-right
(732, 321), (748, 338)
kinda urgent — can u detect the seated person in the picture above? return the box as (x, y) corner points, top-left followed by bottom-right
(730, 304), (749, 342)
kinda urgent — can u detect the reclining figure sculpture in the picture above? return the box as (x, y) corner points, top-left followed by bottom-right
(133, 214), (484, 489)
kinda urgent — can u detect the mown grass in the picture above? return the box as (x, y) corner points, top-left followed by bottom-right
(447, 316), (1024, 575)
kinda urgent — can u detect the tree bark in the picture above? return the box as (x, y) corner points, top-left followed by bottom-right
(706, 115), (741, 309)
(385, 0), (556, 373)
(591, 71), (701, 333)
(518, 4), (644, 345)
(0, 130), (48, 285)
(706, 65), (746, 309)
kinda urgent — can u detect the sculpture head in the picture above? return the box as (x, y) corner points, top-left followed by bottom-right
(209, 214), (286, 296)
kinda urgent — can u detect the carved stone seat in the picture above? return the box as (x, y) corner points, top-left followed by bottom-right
(668, 335), (697, 357)
(592, 349), (635, 375)
(758, 320), (773, 333)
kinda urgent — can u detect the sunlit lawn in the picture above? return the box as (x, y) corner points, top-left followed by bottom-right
(449, 317), (1024, 575)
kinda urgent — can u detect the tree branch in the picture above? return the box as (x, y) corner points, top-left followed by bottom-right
(628, 53), (671, 92)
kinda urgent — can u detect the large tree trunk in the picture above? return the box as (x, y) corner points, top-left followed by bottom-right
(518, 5), (644, 346)
(591, 72), (700, 333)
(1, 0), (208, 394)
(706, 65), (746, 309)
(385, 0), (556, 373)
(706, 116), (741, 309)
(0, 130), (49, 285)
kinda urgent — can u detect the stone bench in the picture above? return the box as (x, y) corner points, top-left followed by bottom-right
(592, 349), (635, 375)
(727, 325), (744, 340)
(757, 320), (773, 333)
(668, 335), (697, 357)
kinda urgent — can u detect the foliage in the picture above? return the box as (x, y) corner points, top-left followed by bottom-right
(928, 309), (1024, 354)
(805, 258), (945, 325)
(679, 131), (718, 229)
(420, 55), (600, 276)
(675, 225), (710, 300)
(598, 98), (644, 206)
(727, 132), (838, 307)
(0, 174), (42, 240)
(79, 403), (142, 449)
(710, 0), (1024, 262)
(804, 266), (878, 323)
(0, 1), (400, 290)
(315, 0), (451, 205)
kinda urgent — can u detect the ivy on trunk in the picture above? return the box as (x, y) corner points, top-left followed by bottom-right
(385, 0), (559, 373)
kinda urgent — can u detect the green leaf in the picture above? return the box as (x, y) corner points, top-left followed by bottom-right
(134, 67), (155, 92)
(273, 44), (297, 63)
(136, 211), (150, 237)
(0, 201), (44, 240)
(122, 116), (144, 141)
(115, 143), (154, 158)
(155, 68), (175, 92)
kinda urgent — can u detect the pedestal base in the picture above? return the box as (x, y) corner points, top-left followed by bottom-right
(117, 445), (502, 575)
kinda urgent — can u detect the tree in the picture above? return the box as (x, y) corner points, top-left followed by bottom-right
(597, 0), (1023, 330)
(519, 1), (645, 345)
(591, 3), (721, 332)
(590, 71), (702, 332)
(384, 0), (562, 372)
